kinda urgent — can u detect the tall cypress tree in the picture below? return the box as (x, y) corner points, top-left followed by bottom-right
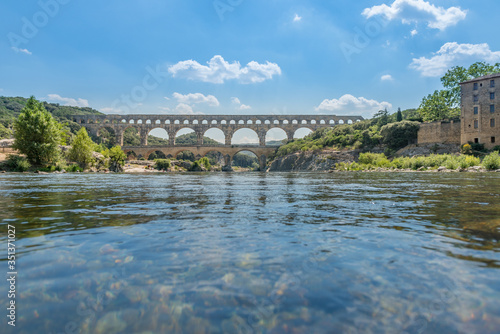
(396, 108), (403, 122)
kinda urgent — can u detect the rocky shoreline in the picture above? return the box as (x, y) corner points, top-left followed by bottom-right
(268, 150), (358, 172)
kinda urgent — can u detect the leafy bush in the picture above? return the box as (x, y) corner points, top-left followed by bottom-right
(190, 160), (202, 171)
(444, 156), (459, 170)
(482, 152), (500, 170)
(101, 146), (126, 172)
(379, 121), (420, 150)
(461, 143), (472, 155)
(492, 146), (500, 153)
(189, 157), (211, 171)
(469, 142), (487, 157)
(358, 152), (383, 165)
(69, 128), (95, 169)
(198, 157), (211, 170)
(39, 165), (56, 172)
(154, 159), (171, 170)
(410, 156), (426, 170)
(458, 155), (480, 169)
(67, 164), (83, 172)
(6, 155), (31, 172)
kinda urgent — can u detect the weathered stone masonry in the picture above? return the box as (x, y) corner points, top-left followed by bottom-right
(73, 114), (364, 170)
(460, 73), (500, 149)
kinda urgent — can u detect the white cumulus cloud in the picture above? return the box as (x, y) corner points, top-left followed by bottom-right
(411, 29), (418, 36)
(175, 103), (204, 115)
(316, 94), (392, 118)
(362, 0), (467, 30)
(158, 104), (203, 115)
(381, 74), (394, 81)
(172, 92), (219, 106)
(231, 97), (252, 110)
(293, 14), (302, 22)
(168, 55), (282, 84)
(410, 42), (500, 77)
(45, 94), (89, 108)
(12, 47), (32, 55)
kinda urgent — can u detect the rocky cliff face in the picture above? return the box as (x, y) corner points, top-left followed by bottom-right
(268, 150), (357, 172)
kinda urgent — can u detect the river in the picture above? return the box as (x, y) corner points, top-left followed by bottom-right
(1, 172), (499, 333)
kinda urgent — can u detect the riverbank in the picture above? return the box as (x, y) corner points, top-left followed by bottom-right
(329, 166), (500, 173)
(3, 150), (500, 174)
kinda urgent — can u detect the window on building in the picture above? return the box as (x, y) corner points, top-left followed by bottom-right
(474, 107), (479, 114)
(474, 138), (479, 143)
(492, 137), (496, 144)
(474, 83), (478, 90)
(491, 92), (495, 100)
(491, 119), (496, 127)
(474, 120), (479, 129)
(491, 80), (496, 88)
(474, 95), (479, 103)
(491, 105), (496, 113)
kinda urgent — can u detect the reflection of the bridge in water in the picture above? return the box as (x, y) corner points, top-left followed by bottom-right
(73, 114), (364, 170)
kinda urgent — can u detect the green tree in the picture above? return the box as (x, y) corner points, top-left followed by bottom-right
(396, 108), (403, 122)
(199, 157), (211, 170)
(373, 108), (389, 127)
(69, 128), (95, 169)
(441, 61), (500, 108)
(380, 121), (420, 150)
(13, 96), (62, 166)
(104, 146), (127, 172)
(418, 90), (459, 122)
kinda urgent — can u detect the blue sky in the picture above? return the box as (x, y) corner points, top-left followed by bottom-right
(1, 0), (500, 122)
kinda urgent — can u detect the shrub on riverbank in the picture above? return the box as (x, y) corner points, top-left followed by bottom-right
(190, 157), (211, 171)
(335, 153), (493, 171)
(103, 146), (126, 172)
(5, 155), (31, 172)
(154, 159), (171, 170)
(482, 152), (500, 170)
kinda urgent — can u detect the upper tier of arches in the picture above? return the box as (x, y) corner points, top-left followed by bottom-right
(73, 114), (363, 126)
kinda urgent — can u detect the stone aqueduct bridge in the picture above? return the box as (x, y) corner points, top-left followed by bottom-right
(73, 114), (364, 170)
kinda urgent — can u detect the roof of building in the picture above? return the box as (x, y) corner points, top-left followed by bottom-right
(460, 72), (500, 85)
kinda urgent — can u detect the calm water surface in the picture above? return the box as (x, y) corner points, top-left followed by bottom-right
(1, 172), (500, 334)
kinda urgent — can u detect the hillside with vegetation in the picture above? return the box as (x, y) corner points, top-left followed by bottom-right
(276, 109), (421, 158)
(0, 96), (173, 147)
(0, 96), (102, 140)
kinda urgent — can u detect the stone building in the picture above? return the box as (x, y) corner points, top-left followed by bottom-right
(460, 73), (500, 149)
